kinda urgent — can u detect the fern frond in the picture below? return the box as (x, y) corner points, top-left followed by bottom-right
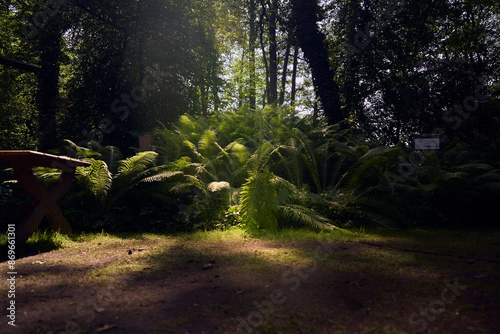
(75, 159), (112, 206)
(359, 146), (398, 162)
(170, 182), (195, 194)
(271, 175), (297, 205)
(360, 211), (401, 228)
(143, 171), (183, 183)
(229, 142), (250, 164)
(339, 155), (387, 191)
(351, 194), (408, 226)
(469, 171), (500, 185)
(178, 114), (196, 133)
(64, 139), (102, 159)
(33, 167), (61, 185)
(293, 127), (321, 191)
(279, 204), (336, 230)
(441, 171), (467, 182)
(456, 163), (494, 173)
(182, 140), (202, 159)
(239, 171), (278, 231)
(181, 174), (206, 190)
(117, 151), (158, 176)
(198, 130), (217, 157)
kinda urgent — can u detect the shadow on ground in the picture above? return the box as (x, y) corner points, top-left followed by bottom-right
(1, 234), (499, 333)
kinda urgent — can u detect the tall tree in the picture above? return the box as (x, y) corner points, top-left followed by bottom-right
(289, 0), (343, 125)
(267, 0), (278, 104)
(280, 39), (292, 105)
(259, 0), (279, 105)
(0, 3), (38, 149)
(37, 17), (63, 151)
(248, 0), (258, 110)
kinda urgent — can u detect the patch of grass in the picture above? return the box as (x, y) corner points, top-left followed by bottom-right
(175, 226), (247, 243)
(3, 226), (500, 283)
(91, 258), (146, 278)
(247, 226), (364, 242)
(27, 229), (73, 246)
(0, 229), (75, 261)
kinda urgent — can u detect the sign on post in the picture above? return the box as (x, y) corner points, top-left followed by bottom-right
(414, 134), (440, 150)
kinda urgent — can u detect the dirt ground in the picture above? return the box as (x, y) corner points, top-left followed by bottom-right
(1, 234), (499, 334)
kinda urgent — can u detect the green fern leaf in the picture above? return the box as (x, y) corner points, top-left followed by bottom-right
(198, 130), (217, 157)
(240, 171), (278, 231)
(279, 204), (336, 230)
(143, 171), (183, 183)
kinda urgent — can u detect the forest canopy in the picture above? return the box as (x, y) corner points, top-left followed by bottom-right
(1, 0), (499, 151)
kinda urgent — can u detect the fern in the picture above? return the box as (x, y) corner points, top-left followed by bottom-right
(33, 167), (62, 186)
(353, 194), (408, 226)
(64, 139), (102, 159)
(229, 142), (250, 164)
(143, 170), (183, 183)
(68, 146), (172, 214)
(339, 155), (388, 192)
(198, 130), (217, 157)
(115, 152), (158, 184)
(98, 146), (123, 173)
(75, 158), (112, 207)
(240, 170), (279, 231)
(279, 204), (336, 230)
(240, 173), (337, 230)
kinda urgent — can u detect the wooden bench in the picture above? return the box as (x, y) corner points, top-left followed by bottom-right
(0, 151), (91, 242)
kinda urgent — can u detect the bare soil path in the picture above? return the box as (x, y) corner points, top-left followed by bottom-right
(1, 230), (499, 334)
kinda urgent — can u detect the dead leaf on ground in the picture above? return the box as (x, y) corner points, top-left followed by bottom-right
(96, 324), (118, 332)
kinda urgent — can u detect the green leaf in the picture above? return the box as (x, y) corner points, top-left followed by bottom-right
(240, 170), (278, 231)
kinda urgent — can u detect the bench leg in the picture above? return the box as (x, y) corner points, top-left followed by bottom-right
(13, 164), (75, 242)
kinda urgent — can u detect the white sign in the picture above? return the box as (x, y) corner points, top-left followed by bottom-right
(415, 134), (440, 150)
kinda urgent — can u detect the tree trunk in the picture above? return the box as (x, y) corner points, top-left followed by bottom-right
(238, 49), (246, 109)
(259, 5), (270, 105)
(37, 20), (63, 151)
(280, 40), (292, 105)
(290, 0), (343, 125)
(200, 85), (208, 118)
(343, 0), (360, 120)
(248, 0), (257, 110)
(291, 45), (299, 108)
(268, 0), (278, 104)
(212, 83), (220, 113)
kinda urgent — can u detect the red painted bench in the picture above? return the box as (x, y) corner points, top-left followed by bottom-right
(0, 151), (90, 242)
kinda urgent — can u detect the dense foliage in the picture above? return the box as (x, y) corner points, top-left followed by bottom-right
(1, 0), (499, 232)
(3, 106), (499, 232)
